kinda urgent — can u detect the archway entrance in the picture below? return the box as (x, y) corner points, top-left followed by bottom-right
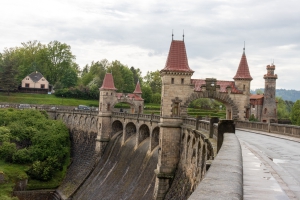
(187, 98), (226, 119)
(183, 91), (239, 120)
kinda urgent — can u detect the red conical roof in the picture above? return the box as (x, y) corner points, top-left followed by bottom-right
(100, 73), (117, 90)
(162, 40), (194, 72)
(233, 50), (252, 80)
(133, 81), (142, 94)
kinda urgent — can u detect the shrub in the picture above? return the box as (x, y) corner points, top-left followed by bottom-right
(0, 142), (17, 162)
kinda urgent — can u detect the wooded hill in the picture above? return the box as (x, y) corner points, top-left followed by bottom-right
(251, 89), (300, 102)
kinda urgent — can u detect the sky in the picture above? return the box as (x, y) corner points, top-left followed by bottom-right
(1, 0), (300, 90)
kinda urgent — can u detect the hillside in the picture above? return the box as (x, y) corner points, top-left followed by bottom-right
(251, 89), (300, 102)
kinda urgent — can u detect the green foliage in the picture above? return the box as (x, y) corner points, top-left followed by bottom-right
(141, 85), (153, 103)
(0, 109), (70, 181)
(55, 85), (99, 100)
(249, 114), (259, 122)
(151, 93), (161, 104)
(276, 97), (290, 119)
(0, 49), (19, 95)
(189, 98), (224, 110)
(0, 142), (17, 162)
(291, 100), (300, 125)
(144, 70), (161, 94)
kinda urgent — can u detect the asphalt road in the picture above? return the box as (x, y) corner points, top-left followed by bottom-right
(236, 129), (300, 200)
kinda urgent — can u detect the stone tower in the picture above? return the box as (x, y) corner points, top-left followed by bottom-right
(96, 73), (117, 154)
(233, 47), (253, 119)
(233, 47), (252, 94)
(261, 64), (278, 122)
(154, 38), (194, 199)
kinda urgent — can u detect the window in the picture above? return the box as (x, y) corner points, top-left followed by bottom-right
(173, 103), (179, 116)
(181, 78), (184, 84)
(25, 83), (29, 88)
(264, 108), (267, 114)
(243, 85), (245, 91)
(107, 103), (110, 111)
(171, 78), (174, 84)
(41, 84), (45, 89)
(42, 78), (45, 81)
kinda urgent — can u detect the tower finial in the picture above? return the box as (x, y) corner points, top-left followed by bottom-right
(172, 29), (174, 40)
(183, 29), (185, 41)
(243, 41), (245, 53)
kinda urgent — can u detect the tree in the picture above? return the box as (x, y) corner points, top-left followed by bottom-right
(276, 97), (289, 119)
(141, 85), (153, 103)
(144, 70), (161, 94)
(44, 41), (76, 85)
(291, 100), (300, 125)
(0, 50), (19, 95)
(60, 66), (78, 88)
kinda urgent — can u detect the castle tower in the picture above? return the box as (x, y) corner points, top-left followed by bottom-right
(261, 64), (278, 123)
(133, 80), (142, 98)
(233, 47), (253, 120)
(96, 73), (117, 154)
(154, 38), (194, 199)
(233, 47), (252, 94)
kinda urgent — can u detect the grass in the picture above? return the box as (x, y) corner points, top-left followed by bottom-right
(0, 160), (28, 199)
(0, 92), (99, 107)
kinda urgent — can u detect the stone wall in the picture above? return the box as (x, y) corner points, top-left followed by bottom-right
(188, 133), (243, 200)
(13, 190), (56, 200)
(236, 120), (300, 138)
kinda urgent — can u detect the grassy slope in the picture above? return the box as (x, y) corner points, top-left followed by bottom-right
(0, 93), (99, 107)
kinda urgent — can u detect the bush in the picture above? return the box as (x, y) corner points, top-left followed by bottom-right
(0, 109), (70, 181)
(13, 148), (32, 164)
(0, 142), (16, 162)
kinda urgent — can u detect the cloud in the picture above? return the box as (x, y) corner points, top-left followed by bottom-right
(1, 0), (300, 90)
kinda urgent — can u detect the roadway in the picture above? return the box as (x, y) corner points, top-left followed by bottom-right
(236, 129), (300, 200)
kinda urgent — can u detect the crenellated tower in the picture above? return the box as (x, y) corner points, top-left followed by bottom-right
(261, 64), (278, 122)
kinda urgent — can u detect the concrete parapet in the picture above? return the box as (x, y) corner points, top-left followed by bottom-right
(188, 133), (243, 200)
(236, 120), (300, 138)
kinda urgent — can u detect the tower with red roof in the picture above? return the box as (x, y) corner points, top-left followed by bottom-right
(233, 47), (253, 95)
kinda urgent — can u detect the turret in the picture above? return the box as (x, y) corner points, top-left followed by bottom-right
(261, 64), (278, 123)
(133, 80), (142, 98)
(233, 47), (252, 95)
(99, 73), (117, 113)
(160, 39), (194, 117)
